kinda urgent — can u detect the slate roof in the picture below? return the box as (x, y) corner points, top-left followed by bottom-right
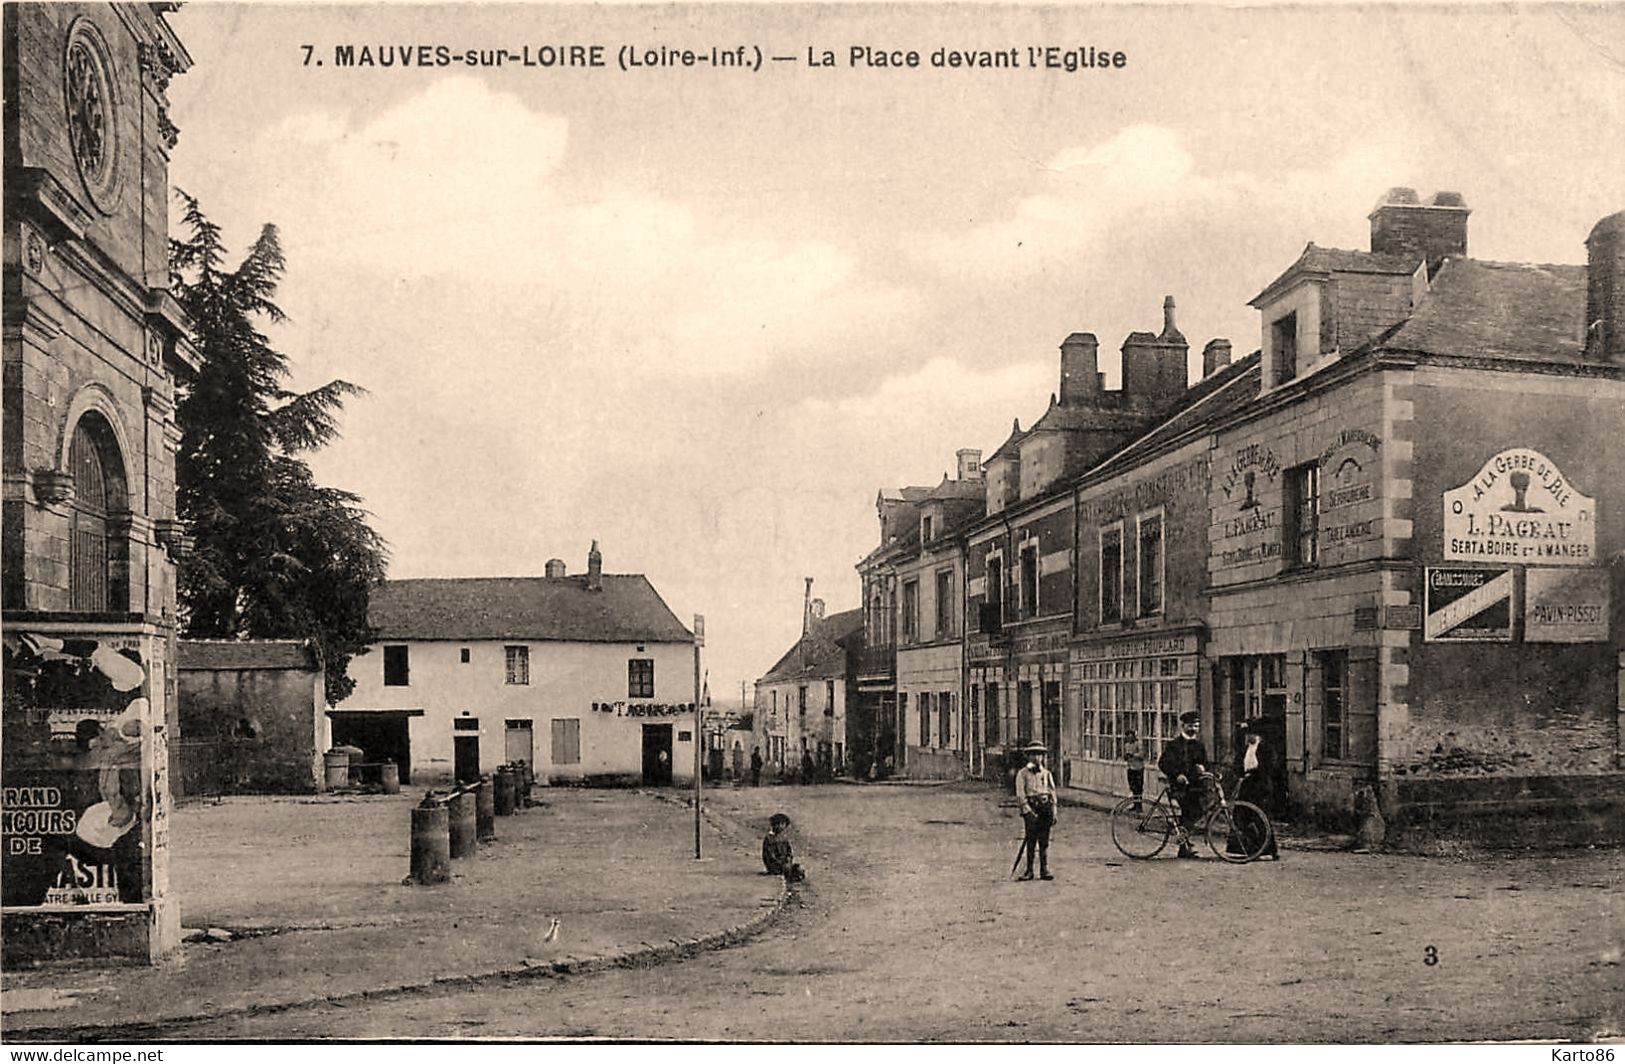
(758, 608), (864, 684)
(1250, 243), (1423, 306)
(1088, 352), (1263, 476)
(1378, 258), (1587, 363)
(179, 640), (321, 672)
(368, 575), (693, 643)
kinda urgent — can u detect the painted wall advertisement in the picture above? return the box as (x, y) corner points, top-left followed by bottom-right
(1424, 567), (1513, 642)
(1443, 448), (1596, 565)
(2, 631), (156, 907)
(1525, 568), (1611, 643)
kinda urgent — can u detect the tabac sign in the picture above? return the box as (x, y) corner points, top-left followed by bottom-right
(1443, 449), (1595, 566)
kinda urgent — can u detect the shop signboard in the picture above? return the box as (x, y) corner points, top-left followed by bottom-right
(1443, 448), (1595, 565)
(2, 629), (157, 908)
(1524, 568), (1611, 643)
(1424, 567), (1513, 642)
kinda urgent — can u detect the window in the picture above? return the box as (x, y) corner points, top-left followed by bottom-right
(935, 569), (954, 639)
(67, 415), (126, 613)
(984, 683), (1000, 744)
(550, 718), (581, 764)
(902, 580), (919, 643)
(1287, 462), (1321, 568)
(983, 554), (1004, 632)
(1272, 312), (1298, 384)
(460, 648), (471, 664)
(798, 685), (808, 716)
(939, 692), (952, 747)
(1320, 650), (1348, 760)
(454, 717), (479, 731)
(1100, 525), (1123, 623)
(922, 514), (934, 542)
(383, 645), (410, 686)
(825, 680), (835, 717)
(1019, 543), (1039, 618)
(918, 693), (932, 748)
(1138, 512), (1164, 616)
(628, 658), (655, 698)
(504, 645), (530, 685)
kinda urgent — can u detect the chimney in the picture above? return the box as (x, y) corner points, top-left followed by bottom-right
(1585, 210), (1625, 364)
(1059, 332), (1101, 405)
(1121, 297), (1189, 407)
(544, 558), (566, 579)
(1369, 188), (1469, 278)
(586, 540), (602, 591)
(1161, 295), (1185, 343)
(809, 598), (826, 623)
(956, 448), (983, 481)
(802, 577), (814, 636)
(1202, 339), (1233, 378)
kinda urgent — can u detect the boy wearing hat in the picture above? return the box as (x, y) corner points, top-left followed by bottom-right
(1014, 741), (1058, 881)
(1158, 711), (1210, 859)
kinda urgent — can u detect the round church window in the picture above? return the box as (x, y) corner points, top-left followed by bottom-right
(63, 19), (122, 214)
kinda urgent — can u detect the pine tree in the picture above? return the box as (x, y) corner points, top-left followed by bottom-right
(170, 191), (387, 703)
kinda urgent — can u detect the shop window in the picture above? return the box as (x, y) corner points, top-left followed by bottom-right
(1016, 682), (1033, 745)
(1138, 512), (1164, 616)
(383, 645), (410, 686)
(1019, 544), (1040, 618)
(1320, 649), (1348, 760)
(504, 645), (529, 685)
(550, 718), (581, 764)
(628, 658), (654, 698)
(984, 683), (1000, 745)
(1100, 525), (1123, 623)
(902, 580), (919, 643)
(1286, 462), (1320, 568)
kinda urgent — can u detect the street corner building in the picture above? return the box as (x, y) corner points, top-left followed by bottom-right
(852, 189), (1625, 847)
(2, 3), (196, 963)
(753, 597), (863, 781)
(337, 544), (701, 788)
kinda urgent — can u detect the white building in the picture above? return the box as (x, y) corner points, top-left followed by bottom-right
(338, 544), (698, 785)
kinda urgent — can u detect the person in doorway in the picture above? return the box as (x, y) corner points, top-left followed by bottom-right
(1014, 741), (1058, 881)
(751, 746), (763, 787)
(1233, 721), (1280, 860)
(1158, 711), (1210, 859)
(1123, 728), (1146, 811)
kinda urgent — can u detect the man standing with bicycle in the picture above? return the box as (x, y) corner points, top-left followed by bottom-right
(1014, 741), (1058, 881)
(1158, 711), (1210, 859)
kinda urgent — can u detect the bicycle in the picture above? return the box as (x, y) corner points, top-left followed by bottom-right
(1110, 769), (1274, 863)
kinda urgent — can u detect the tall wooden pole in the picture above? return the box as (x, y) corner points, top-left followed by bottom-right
(693, 614), (704, 859)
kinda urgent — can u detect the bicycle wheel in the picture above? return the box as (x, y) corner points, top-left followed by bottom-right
(1208, 800), (1273, 863)
(1111, 795), (1174, 859)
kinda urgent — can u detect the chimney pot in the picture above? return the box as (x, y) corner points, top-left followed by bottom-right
(545, 558), (567, 579)
(587, 540), (603, 591)
(1586, 210), (1625, 365)
(1202, 338), (1233, 378)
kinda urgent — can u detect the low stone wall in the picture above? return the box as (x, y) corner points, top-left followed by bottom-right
(1381, 772), (1625, 850)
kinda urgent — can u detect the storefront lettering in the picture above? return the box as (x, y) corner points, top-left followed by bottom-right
(591, 701), (695, 717)
(1224, 510), (1277, 538)
(1219, 541), (1282, 567)
(1444, 449), (1595, 566)
(1219, 444), (1280, 503)
(1316, 428), (1382, 468)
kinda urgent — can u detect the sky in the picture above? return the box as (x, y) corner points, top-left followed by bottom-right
(164, 3), (1625, 707)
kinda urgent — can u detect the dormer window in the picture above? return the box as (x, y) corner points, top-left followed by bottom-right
(1271, 312), (1299, 385)
(922, 514), (934, 542)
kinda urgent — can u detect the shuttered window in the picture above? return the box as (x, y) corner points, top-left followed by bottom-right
(550, 718), (581, 765)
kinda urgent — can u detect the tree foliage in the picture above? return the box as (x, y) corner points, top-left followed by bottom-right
(170, 191), (387, 704)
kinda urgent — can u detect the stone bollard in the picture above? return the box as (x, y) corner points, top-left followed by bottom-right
(475, 776), (496, 841)
(493, 767), (516, 817)
(448, 788), (477, 859)
(409, 794), (450, 885)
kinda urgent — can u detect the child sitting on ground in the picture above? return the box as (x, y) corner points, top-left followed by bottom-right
(761, 812), (804, 882)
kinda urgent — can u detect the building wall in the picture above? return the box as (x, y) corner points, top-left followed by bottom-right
(177, 666), (323, 795)
(754, 672), (846, 776)
(897, 641), (963, 779)
(343, 639), (698, 784)
(1395, 366), (1624, 782)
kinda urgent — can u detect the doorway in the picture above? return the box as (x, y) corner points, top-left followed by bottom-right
(328, 710), (415, 784)
(642, 723), (673, 785)
(504, 719), (534, 766)
(453, 720), (481, 784)
(1218, 654), (1290, 813)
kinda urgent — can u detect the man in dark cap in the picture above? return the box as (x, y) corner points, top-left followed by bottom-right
(1014, 741), (1058, 881)
(1158, 711), (1210, 859)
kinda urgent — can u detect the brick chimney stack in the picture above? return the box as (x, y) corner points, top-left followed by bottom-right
(587, 540), (602, 591)
(545, 558), (566, 578)
(956, 448), (983, 481)
(1370, 188), (1469, 278)
(1585, 210), (1625, 364)
(1059, 333), (1101, 405)
(1202, 339), (1232, 378)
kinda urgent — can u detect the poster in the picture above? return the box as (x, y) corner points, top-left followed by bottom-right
(1, 631), (153, 907)
(1423, 567), (1513, 643)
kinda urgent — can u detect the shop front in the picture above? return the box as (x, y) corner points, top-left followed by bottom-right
(1066, 630), (1201, 798)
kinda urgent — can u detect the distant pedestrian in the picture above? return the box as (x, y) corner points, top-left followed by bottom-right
(801, 749), (815, 783)
(1123, 728), (1146, 811)
(1014, 741), (1057, 881)
(751, 746), (763, 787)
